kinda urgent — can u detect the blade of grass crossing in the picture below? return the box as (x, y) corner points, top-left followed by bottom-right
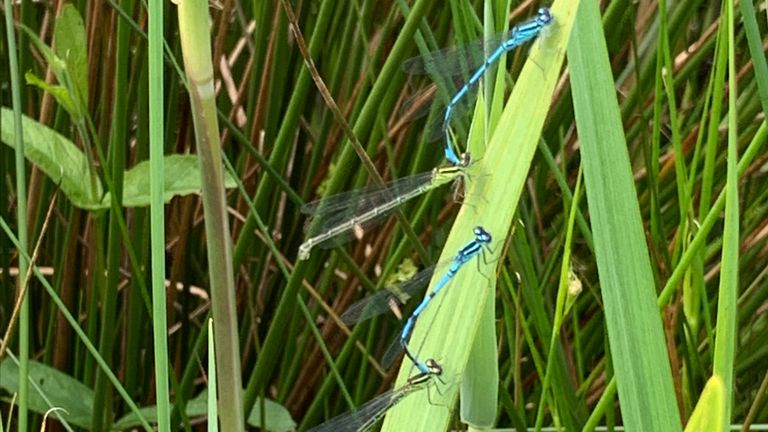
(568, 0), (681, 431)
(458, 94), (496, 428)
(460, 288), (498, 428)
(657, 120), (767, 308)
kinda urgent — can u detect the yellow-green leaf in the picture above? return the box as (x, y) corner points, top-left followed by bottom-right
(685, 376), (725, 432)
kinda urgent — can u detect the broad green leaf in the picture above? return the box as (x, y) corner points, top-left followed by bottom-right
(105, 154), (238, 208)
(112, 390), (295, 432)
(0, 106), (102, 209)
(2, 108), (237, 210)
(54, 4), (89, 105)
(568, 0), (682, 430)
(0, 358), (93, 429)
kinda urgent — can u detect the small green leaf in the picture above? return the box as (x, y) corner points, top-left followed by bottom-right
(0, 110), (237, 210)
(19, 24), (67, 76)
(245, 394), (296, 432)
(19, 25), (83, 120)
(25, 71), (78, 116)
(0, 106), (103, 209)
(107, 154), (238, 208)
(54, 4), (89, 105)
(383, 258), (419, 287)
(0, 358), (93, 429)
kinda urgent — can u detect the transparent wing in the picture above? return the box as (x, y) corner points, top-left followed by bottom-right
(302, 172), (434, 216)
(403, 41), (503, 148)
(302, 171), (434, 236)
(402, 8), (551, 77)
(340, 265), (437, 325)
(307, 383), (423, 432)
(381, 335), (404, 370)
(401, 29), (517, 77)
(310, 209), (402, 250)
(403, 14), (551, 144)
(375, 260), (458, 369)
(398, 84), (477, 144)
(423, 90), (478, 143)
(301, 172), (439, 251)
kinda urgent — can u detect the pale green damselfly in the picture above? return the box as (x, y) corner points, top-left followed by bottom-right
(298, 155), (470, 260)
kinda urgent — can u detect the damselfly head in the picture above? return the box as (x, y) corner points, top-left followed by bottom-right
(458, 152), (472, 168)
(473, 226), (492, 243)
(537, 7), (554, 26)
(424, 358), (443, 376)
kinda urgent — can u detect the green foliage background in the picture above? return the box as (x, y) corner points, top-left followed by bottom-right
(1, 0), (767, 431)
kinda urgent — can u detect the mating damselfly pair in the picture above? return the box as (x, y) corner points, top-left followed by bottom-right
(308, 226), (493, 432)
(297, 7), (553, 262)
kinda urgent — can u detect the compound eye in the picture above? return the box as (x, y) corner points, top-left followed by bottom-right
(539, 8), (552, 23)
(426, 359), (443, 375)
(461, 152), (472, 167)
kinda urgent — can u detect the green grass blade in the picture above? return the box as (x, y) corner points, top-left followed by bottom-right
(3, 0), (31, 428)
(711, 0), (739, 428)
(460, 282), (497, 428)
(176, 0), (244, 430)
(381, 1), (580, 430)
(148, 0), (172, 429)
(739, 0), (768, 114)
(460, 85), (496, 430)
(207, 318), (218, 432)
(568, 0), (681, 430)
